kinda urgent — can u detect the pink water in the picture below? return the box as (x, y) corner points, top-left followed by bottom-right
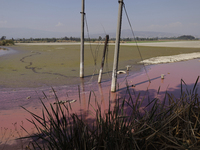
(1, 59), (200, 148)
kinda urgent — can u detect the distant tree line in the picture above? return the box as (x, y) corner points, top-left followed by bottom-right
(160, 35), (198, 40)
(14, 36), (114, 43)
(177, 35), (196, 40)
(0, 36), (14, 46)
(14, 37), (81, 43)
(134, 37), (159, 41)
(13, 36), (160, 43)
(1, 34), (198, 44)
(122, 35), (198, 41)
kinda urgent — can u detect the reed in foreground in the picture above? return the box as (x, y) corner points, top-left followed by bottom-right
(21, 77), (200, 150)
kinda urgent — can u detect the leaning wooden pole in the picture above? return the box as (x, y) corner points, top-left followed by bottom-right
(80, 0), (85, 78)
(98, 35), (109, 83)
(111, 0), (123, 92)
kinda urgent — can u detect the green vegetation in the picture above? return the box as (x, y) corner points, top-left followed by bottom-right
(15, 37), (81, 43)
(21, 77), (200, 149)
(160, 35), (198, 40)
(0, 36), (14, 46)
(14, 37), (97, 43)
(177, 35), (196, 40)
(0, 40), (14, 46)
(12, 34), (198, 44)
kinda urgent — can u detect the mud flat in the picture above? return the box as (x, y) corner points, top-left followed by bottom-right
(16, 40), (200, 48)
(122, 40), (200, 48)
(1, 42), (200, 89)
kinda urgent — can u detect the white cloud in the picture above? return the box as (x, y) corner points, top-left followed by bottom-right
(56, 22), (64, 27)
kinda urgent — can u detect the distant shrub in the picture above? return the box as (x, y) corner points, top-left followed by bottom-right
(177, 35), (195, 40)
(0, 40), (14, 46)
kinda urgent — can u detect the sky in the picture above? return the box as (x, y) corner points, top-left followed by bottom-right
(0, 0), (200, 38)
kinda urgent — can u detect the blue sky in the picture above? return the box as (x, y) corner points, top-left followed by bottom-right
(1, 0), (200, 38)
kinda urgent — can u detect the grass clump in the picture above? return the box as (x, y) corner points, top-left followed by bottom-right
(21, 77), (200, 150)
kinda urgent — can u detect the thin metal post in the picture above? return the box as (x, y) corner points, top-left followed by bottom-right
(80, 0), (85, 78)
(111, 0), (123, 92)
(98, 35), (109, 83)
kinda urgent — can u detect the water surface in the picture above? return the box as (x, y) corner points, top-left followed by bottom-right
(0, 47), (16, 57)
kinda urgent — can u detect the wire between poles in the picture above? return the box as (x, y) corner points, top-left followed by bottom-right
(123, 4), (151, 83)
(85, 15), (105, 83)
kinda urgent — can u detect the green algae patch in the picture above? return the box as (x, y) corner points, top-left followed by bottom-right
(1, 44), (200, 88)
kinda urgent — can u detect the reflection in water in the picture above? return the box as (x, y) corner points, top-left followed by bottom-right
(161, 78), (164, 84)
(80, 78), (87, 121)
(0, 47), (8, 56)
(0, 47), (16, 57)
(98, 83), (106, 113)
(0, 47), (8, 50)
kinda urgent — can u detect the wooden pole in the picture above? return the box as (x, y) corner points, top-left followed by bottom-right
(80, 0), (85, 78)
(111, 0), (123, 92)
(98, 35), (109, 83)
